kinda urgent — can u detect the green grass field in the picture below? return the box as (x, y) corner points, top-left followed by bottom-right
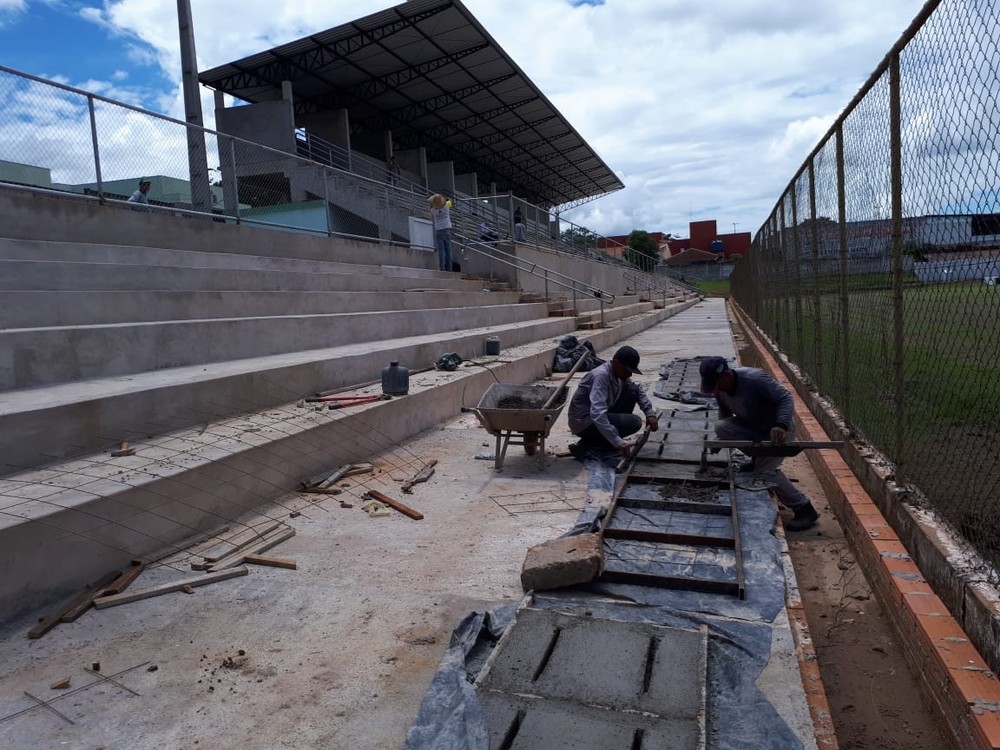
(749, 279), (1000, 560)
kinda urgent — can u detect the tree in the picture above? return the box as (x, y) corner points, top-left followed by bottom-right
(624, 230), (660, 272)
(561, 226), (599, 252)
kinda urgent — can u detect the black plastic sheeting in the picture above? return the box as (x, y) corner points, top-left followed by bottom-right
(404, 482), (803, 749)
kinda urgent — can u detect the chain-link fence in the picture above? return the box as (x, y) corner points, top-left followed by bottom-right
(732, 0), (1000, 573)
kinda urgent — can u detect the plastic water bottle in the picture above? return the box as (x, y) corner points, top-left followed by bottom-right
(381, 361), (409, 395)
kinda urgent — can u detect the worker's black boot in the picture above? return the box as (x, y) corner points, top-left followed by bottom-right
(785, 502), (819, 531)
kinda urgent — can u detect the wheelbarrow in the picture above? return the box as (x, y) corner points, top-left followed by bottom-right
(463, 383), (567, 470)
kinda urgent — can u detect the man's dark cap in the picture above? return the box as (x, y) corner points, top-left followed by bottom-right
(613, 345), (642, 375)
(699, 356), (729, 392)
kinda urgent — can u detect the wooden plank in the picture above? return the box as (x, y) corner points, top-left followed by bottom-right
(617, 496), (732, 516)
(207, 527), (296, 571)
(599, 569), (740, 596)
(244, 554), (298, 570)
(364, 490), (424, 520)
(93, 567), (248, 610)
(195, 521), (282, 566)
(29, 571), (122, 637)
(603, 527), (736, 548)
(97, 561), (146, 599)
(401, 460), (438, 493)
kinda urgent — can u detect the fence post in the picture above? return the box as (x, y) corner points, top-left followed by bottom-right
(791, 185), (804, 366)
(87, 95), (104, 203)
(809, 160), (822, 383)
(324, 169), (332, 236)
(890, 52), (906, 481)
(836, 127), (850, 423)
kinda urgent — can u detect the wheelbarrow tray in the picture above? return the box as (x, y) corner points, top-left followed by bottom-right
(473, 384), (566, 435)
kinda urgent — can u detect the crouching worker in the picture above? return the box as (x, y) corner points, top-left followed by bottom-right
(699, 356), (819, 531)
(567, 346), (659, 459)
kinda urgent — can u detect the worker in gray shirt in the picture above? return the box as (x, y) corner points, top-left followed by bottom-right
(699, 356), (819, 531)
(567, 346), (659, 459)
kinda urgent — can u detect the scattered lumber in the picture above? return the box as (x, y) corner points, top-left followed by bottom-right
(363, 490), (423, 520)
(93, 567), (248, 610)
(244, 554), (298, 570)
(207, 526), (296, 571)
(98, 561), (146, 598)
(192, 521), (282, 569)
(28, 570), (121, 638)
(401, 460), (437, 493)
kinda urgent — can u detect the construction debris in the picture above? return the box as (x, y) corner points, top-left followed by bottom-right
(49, 678), (70, 690)
(205, 527), (295, 571)
(110, 441), (136, 457)
(401, 460), (437, 493)
(93, 567), (249, 610)
(245, 554), (298, 570)
(192, 522), (282, 570)
(520, 533), (603, 591)
(363, 490), (424, 521)
(28, 571), (121, 639)
(363, 500), (391, 517)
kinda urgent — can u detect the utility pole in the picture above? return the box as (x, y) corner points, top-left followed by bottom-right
(732, 222), (738, 235)
(177, 0), (213, 213)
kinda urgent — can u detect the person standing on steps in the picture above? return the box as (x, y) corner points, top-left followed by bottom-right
(699, 356), (820, 531)
(567, 346), (659, 459)
(428, 193), (453, 272)
(513, 206), (527, 242)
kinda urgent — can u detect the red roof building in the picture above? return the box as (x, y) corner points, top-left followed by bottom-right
(666, 220), (751, 261)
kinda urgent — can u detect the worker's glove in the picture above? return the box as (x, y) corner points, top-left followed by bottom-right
(646, 416), (659, 431)
(770, 426), (787, 446)
(618, 443), (632, 458)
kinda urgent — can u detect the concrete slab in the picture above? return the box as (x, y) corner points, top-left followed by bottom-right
(0, 300), (818, 750)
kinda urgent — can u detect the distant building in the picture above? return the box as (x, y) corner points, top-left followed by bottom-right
(667, 220), (751, 261)
(598, 231), (673, 260)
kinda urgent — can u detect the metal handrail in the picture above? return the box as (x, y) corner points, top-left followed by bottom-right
(455, 232), (615, 327)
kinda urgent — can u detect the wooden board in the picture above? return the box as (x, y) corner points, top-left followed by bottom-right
(364, 490), (424, 520)
(207, 527), (296, 571)
(244, 554), (297, 570)
(29, 570), (121, 637)
(98, 562), (146, 598)
(195, 521), (282, 567)
(93, 567), (248, 609)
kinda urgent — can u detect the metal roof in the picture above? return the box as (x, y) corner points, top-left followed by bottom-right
(198, 0), (623, 209)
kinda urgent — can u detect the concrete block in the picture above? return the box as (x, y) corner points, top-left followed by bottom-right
(520, 533), (602, 591)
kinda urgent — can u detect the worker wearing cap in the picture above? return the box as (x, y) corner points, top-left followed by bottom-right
(567, 346), (659, 459)
(699, 356), (819, 531)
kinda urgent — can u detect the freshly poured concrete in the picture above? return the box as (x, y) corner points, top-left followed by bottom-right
(0, 300), (818, 749)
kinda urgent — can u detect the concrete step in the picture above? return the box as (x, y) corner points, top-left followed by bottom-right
(0, 300), (698, 623)
(0, 303), (551, 390)
(0, 238), (454, 279)
(0, 288), (523, 328)
(576, 300), (657, 329)
(0, 259), (487, 293)
(0, 315), (578, 474)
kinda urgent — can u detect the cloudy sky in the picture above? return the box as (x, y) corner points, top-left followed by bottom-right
(0, 0), (927, 238)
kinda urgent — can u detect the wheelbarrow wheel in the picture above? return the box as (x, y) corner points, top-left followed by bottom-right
(524, 433), (540, 456)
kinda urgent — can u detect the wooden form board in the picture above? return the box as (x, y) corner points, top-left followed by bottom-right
(364, 490), (424, 520)
(93, 567), (248, 609)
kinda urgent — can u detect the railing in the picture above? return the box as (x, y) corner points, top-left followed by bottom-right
(731, 0), (1000, 577)
(455, 231), (614, 325)
(0, 64), (689, 317)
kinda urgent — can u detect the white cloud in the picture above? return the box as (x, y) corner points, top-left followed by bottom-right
(0, 0), (25, 26)
(70, 0), (927, 237)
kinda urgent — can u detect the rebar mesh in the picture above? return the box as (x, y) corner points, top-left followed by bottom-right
(732, 0), (1000, 574)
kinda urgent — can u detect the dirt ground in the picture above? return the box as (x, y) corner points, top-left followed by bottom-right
(780, 453), (951, 750)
